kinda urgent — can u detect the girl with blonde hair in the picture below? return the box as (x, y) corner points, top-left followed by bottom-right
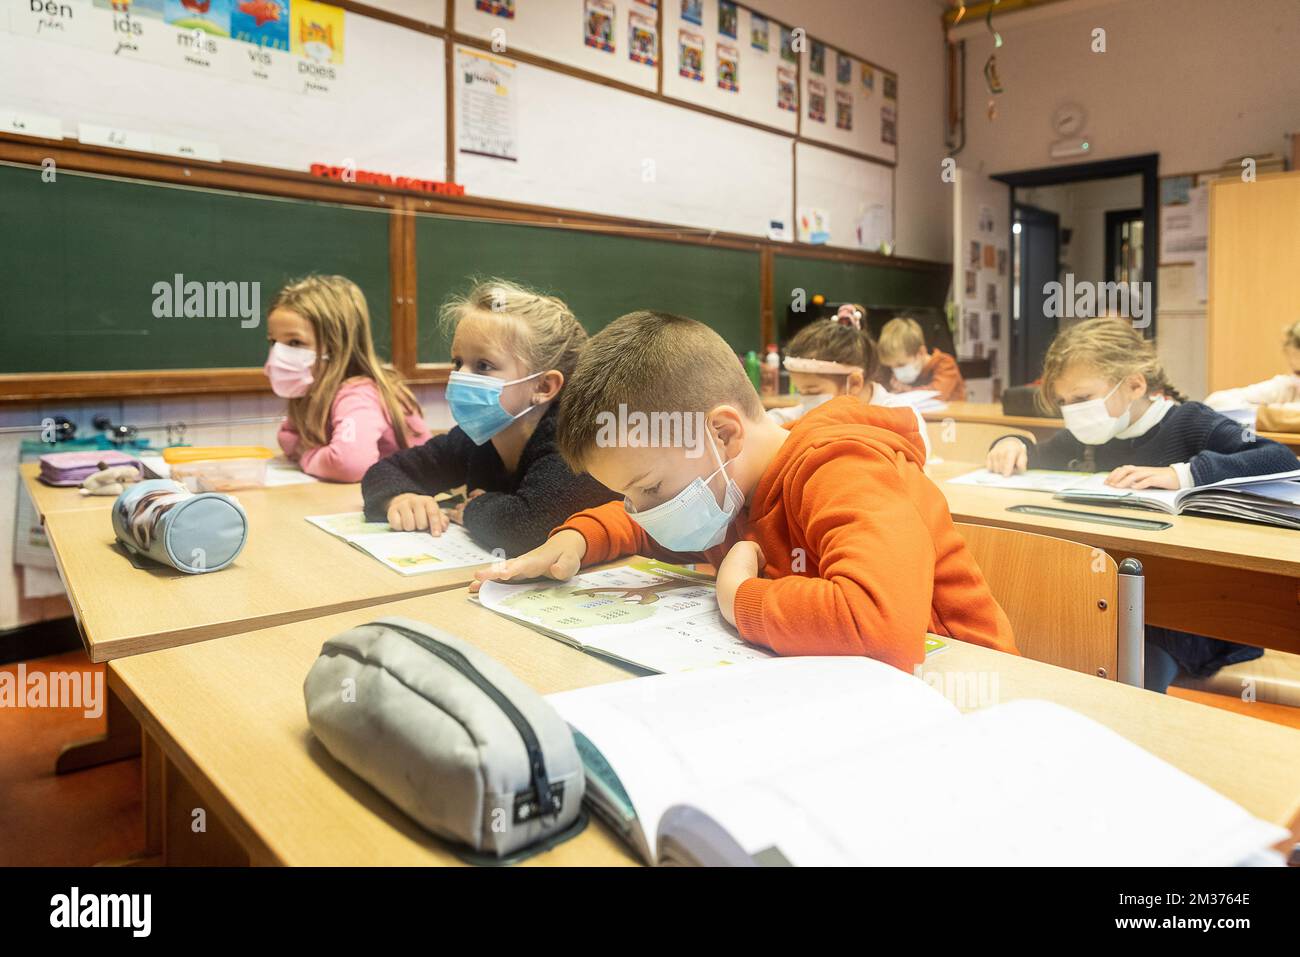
(987, 316), (1299, 692)
(360, 278), (616, 556)
(267, 275), (430, 483)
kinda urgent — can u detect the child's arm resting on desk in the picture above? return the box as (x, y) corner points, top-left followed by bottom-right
(1190, 415), (1300, 484)
(460, 457), (613, 556)
(731, 444), (934, 670)
(469, 499), (708, 590)
(360, 430), (472, 521)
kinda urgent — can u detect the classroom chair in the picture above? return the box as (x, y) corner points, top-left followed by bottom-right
(927, 422), (1035, 464)
(956, 522), (1145, 685)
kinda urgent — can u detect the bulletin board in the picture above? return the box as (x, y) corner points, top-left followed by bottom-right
(794, 142), (893, 252)
(800, 33), (897, 164)
(454, 48), (794, 238)
(661, 0), (798, 135)
(454, 0), (658, 91)
(367, 0), (446, 25)
(0, 0), (445, 179)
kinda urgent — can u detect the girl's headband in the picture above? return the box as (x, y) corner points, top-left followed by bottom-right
(783, 356), (863, 376)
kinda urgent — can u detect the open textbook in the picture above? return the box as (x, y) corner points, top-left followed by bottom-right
(548, 658), (1288, 866)
(306, 512), (497, 576)
(950, 467), (1300, 529)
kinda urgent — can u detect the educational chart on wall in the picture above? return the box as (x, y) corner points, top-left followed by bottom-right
(800, 33), (897, 163)
(0, 0), (445, 177)
(454, 0), (657, 92)
(456, 45), (517, 161)
(661, 0), (797, 134)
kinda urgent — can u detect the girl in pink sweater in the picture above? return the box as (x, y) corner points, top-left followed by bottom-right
(265, 275), (431, 483)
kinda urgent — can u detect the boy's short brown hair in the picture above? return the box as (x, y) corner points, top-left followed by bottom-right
(557, 311), (763, 471)
(877, 316), (926, 362)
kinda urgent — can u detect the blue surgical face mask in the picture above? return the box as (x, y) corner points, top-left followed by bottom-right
(624, 436), (744, 553)
(446, 370), (544, 445)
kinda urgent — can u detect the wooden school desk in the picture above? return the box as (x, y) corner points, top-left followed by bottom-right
(42, 479), (490, 772)
(921, 402), (1300, 454)
(107, 582), (1300, 866)
(929, 460), (1300, 656)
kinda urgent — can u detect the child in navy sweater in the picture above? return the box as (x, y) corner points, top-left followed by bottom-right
(987, 318), (1299, 692)
(361, 280), (616, 556)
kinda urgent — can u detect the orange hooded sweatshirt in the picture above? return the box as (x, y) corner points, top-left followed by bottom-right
(556, 397), (1017, 672)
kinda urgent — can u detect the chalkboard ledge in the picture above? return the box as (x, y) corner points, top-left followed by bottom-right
(0, 366), (454, 405)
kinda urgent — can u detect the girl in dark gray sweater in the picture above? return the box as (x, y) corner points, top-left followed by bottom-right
(362, 280), (616, 557)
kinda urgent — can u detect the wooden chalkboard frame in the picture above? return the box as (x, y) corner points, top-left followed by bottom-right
(0, 132), (944, 404)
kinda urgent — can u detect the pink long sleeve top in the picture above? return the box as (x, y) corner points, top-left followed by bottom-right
(277, 378), (433, 483)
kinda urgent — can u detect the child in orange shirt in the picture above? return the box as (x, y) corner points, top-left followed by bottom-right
(877, 316), (967, 402)
(472, 311), (1016, 672)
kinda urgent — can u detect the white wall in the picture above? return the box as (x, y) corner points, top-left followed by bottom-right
(749, 0), (950, 262)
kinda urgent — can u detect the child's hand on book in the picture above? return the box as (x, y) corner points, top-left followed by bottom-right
(716, 540), (765, 627)
(1104, 465), (1179, 490)
(469, 529), (588, 593)
(387, 493), (450, 535)
(986, 437), (1029, 476)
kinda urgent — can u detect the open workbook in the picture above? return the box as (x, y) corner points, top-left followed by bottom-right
(548, 658), (1288, 866)
(306, 512), (497, 576)
(950, 467), (1300, 529)
(478, 558), (948, 673)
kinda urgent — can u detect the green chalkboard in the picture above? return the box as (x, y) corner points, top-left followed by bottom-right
(771, 253), (949, 336)
(416, 216), (762, 363)
(0, 163), (392, 373)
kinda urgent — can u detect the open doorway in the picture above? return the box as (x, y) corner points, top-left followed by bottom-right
(995, 154), (1158, 388)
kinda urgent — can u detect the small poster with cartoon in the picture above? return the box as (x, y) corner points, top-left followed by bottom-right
(750, 13), (769, 51)
(836, 51), (851, 85)
(835, 89), (852, 130)
(475, 0), (514, 17)
(881, 103), (896, 144)
(718, 0), (738, 38)
(717, 42), (738, 92)
(883, 72), (897, 99)
(680, 0), (702, 26)
(997, 248), (1008, 276)
(232, 0), (289, 50)
(809, 39), (825, 75)
(861, 62), (874, 93)
(807, 78), (826, 123)
(629, 10), (657, 65)
(292, 0), (344, 64)
(679, 29), (704, 80)
(777, 64), (797, 112)
(165, 0), (231, 36)
(584, 0), (614, 53)
(779, 25), (796, 63)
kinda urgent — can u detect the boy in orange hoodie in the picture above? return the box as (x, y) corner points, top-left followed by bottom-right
(878, 316), (967, 402)
(471, 311), (1015, 671)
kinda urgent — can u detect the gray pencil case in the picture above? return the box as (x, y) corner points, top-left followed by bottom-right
(304, 617), (587, 862)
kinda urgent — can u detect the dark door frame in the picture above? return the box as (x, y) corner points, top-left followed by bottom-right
(992, 153), (1160, 338)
